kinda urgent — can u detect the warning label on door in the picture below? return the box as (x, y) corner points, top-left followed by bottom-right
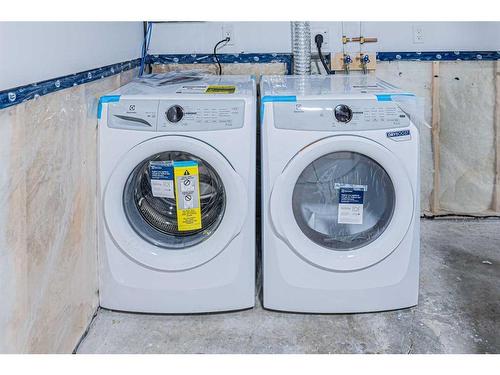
(338, 187), (365, 225)
(149, 161), (174, 198)
(173, 161), (202, 231)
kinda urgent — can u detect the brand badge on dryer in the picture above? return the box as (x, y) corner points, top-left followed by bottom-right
(386, 129), (411, 141)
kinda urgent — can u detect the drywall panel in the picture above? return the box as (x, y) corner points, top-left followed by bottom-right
(148, 22), (500, 55)
(0, 22), (143, 91)
(438, 62), (496, 214)
(149, 22), (291, 55)
(376, 61), (433, 213)
(360, 22), (500, 53)
(0, 71), (136, 353)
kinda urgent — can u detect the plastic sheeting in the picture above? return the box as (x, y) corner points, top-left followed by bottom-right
(292, 151), (395, 251)
(0, 70), (136, 353)
(377, 60), (499, 216)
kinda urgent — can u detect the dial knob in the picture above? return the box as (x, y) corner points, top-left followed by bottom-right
(166, 105), (184, 123)
(334, 104), (353, 123)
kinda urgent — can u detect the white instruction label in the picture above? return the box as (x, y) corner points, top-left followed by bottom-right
(338, 187), (365, 225)
(149, 161), (174, 198)
(176, 85), (208, 94)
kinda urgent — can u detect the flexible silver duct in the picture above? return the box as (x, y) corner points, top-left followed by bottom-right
(291, 21), (311, 75)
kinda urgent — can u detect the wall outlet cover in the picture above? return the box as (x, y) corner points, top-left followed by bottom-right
(413, 25), (424, 44)
(311, 28), (329, 50)
(222, 24), (235, 46)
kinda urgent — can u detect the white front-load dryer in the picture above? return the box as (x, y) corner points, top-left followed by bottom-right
(97, 75), (256, 313)
(260, 75), (420, 313)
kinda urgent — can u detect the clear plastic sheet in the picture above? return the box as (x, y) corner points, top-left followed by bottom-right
(0, 70), (136, 352)
(133, 70), (212, 87)
(378, 61), (499, 215)
(292, 151), (395, 251)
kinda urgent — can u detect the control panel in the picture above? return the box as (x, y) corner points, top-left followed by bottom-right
(158, 100), (245, 131)
(107, 99), (245, 131)
(272, 99), (410, 131)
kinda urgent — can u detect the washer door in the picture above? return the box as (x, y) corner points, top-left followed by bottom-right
(270, 135), (414, 271)
(104, 135), (247, 271)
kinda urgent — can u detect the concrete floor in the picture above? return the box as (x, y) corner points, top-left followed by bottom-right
(77, 219), (499, 354)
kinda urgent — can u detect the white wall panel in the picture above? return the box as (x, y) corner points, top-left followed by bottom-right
(0, 22), (143, 90)
(148, 21), (500, 55)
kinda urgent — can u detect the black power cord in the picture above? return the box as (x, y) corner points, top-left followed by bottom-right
(213, 37), (230, 75)
(315, 34), (333, 75)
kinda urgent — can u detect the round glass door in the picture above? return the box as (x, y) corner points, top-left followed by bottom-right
(123, 151), (226, 249)
(292, 151), (395, 251)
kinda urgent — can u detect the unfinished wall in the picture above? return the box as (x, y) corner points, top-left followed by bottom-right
(0, 70), (136, 353)
(151, 62), (287, 77)
(376, 61), (434, 213)
(438, 62), (497, 214)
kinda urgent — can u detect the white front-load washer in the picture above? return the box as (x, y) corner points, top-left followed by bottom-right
(260, 75), (420, 313)
(97, 75), (256, 313)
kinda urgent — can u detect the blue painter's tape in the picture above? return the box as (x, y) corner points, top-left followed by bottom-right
(260, 95), (297, 123)
(173, 160), (198, 168)
(376, 93), (415, 102)
(261, 95), (297, 103)
(97, 95), (121, 119)
(376, 94), (393, 102)
(0, 58), (140, 110)
(376, 51), (500, 62)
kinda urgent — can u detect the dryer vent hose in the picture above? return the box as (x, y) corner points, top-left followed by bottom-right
(292, 21), (312, 75)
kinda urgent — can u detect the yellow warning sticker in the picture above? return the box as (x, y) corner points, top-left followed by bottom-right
(173, 161), (202, 231)
(205, 85), (236, 94)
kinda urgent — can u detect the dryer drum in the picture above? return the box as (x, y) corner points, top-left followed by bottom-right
(123, 151), (226, 249)
(292, 151), (395, 251)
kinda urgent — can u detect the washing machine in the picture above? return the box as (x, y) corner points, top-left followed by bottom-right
(97, 74), (256, 313)
(260, 75), (420, 313)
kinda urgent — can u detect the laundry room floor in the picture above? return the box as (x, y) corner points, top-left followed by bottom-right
(76, 219), (500, 354)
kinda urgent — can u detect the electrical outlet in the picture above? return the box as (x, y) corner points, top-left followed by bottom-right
(413, 25), (424, 44)
(221, 24), (235, 46)
(312, 28), (329, 50)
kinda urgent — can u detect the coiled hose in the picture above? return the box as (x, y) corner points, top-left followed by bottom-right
(134, 159), (225, 236)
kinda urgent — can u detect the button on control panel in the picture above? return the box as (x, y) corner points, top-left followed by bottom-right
(158, 100), (245, 131)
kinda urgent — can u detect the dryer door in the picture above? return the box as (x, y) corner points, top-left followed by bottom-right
(270, 135), (414, 271)
(103, 135), (247, 271)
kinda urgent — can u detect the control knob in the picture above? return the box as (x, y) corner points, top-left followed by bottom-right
(166, 105), (184, 123)
(334, 104), (353, 123)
